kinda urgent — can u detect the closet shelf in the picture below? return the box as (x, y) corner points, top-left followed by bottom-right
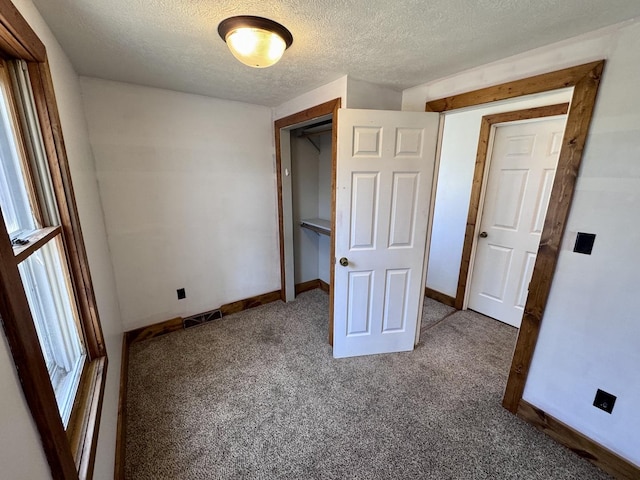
(300, 218), (331, 236)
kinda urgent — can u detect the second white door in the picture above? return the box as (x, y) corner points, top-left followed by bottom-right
(468, 116), (567, 327)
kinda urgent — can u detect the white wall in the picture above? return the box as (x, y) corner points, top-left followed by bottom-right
(0, 332), (50, 479)
(81, 78), (280, 331)
(426, 89), (573, 296)
(404, 19), (640, 465)
(402, 21), (624, 111)
(273, 76), (347, 120)
(275, 76), (399, 288)
(273, 75), (401, 122)
(7, 2), (124, 479)
(346, 77), (402, 111)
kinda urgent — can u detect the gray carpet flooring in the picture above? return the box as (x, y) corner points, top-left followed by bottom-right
(420, 296), (456, 332)
(125, 289), (610, 479)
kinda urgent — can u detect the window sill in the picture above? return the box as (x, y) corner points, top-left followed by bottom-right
(12, 225), (60, 263)
(66, 356), (108, 480)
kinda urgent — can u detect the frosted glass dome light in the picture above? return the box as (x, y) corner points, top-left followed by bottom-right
(218, 16), (293, 68)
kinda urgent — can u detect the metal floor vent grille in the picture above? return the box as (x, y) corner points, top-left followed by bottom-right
(183, 309), (222, 329)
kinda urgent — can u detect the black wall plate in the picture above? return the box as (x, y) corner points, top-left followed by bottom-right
(574, 232), (596, 255)
(593, 389), (616, 414)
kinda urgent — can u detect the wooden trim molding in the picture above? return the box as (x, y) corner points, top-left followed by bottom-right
(274, 98), (341, 346)
(425, 61), (602, 113)
(295, 279), (322, 295)
(424, 287), (456, 308)
(0, 0), (45, 62)
(114, 334), (130, 480)
(66, 357), (107, 480)
(0, 211), (78, 478)
(125, 317), (184, 344)
(27, 59), (106, 360)
(274, 99), (341, 301)
(12, 225), (61, 263)
(295, 279), (331, 295)
(125, 290), (283, 344)
(220, 290), (281, 316)
(503, 63), (604, 412)
(426, 61), (608, 474)
(454, 103), (569, 310)
(319, 279), (330, 294)
(517, 400), (640, 480)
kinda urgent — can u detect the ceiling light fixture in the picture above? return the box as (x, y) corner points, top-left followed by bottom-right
(218, 16), (293, 68)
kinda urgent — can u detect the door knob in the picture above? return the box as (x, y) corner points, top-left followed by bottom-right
(479, 231), (488, 238)
(339, 257), (349, 267)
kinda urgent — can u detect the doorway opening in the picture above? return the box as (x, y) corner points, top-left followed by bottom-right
(276, 100), (440, 354)
(275, 99), (340, 345)
(425, 90), (573, 310)
(423, 61), (604, 417)
(465, 104), (569, 328)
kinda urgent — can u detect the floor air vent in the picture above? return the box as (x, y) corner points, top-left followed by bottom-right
(183, 309), (222, 328)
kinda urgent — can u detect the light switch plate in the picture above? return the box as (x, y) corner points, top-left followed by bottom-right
(574, 232), (596, 255)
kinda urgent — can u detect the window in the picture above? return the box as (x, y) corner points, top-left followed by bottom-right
(0, 2), (107, 479)
(18, 239), (86, 423)
(1, 60), (87, 427)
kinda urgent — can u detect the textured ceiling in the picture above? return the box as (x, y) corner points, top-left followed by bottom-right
(31, 0), (640, 107)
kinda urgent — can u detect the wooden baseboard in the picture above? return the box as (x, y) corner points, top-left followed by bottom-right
(219, 290), (281, 316)
(295, 279), (331, 296)
(126, 317), (183, 344)
(295, 279), (321, 295)
(115, 289), (281, 478)
(424, 287), (456, 308)
(125, 290), (283, 344)
(114, 334), (130, 479)
(319, 279), (330, 293)
(517, 400), (639, 479)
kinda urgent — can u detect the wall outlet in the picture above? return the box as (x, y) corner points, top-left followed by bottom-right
(593, 389), (616, 414)
(177, 288), (186, 300)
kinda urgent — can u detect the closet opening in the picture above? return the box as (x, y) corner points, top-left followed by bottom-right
(290, 118), (333, 297)
(275, 98), (341, 345)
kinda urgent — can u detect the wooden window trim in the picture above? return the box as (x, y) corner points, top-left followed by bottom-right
(0, 1), (107, 479)
(422, 62), (640, 479)
(12, 224), (61, 262)
(0, 223), (78, 478)
(27, 59), (106, 359)
(0, 0), (45, 62)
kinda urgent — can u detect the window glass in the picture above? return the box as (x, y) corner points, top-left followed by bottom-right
(17, 238), (86, 426)
(0, 83), (36, 236)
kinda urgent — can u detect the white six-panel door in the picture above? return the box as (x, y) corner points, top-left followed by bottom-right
(468, 116), (567, 327)
(333, 109), (439, 358)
